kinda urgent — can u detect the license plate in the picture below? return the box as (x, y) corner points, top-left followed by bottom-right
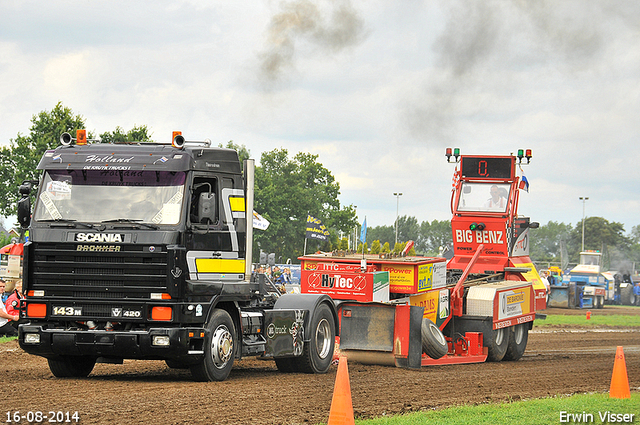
(52, 306), (83, 316)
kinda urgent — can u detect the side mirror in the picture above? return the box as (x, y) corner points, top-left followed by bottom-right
(17, 196), (31, 228)
(529, 222), (540, 229)
(198, 192), (216, 224)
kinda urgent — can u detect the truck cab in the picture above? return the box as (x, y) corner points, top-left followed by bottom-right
(16, 131), (336, 381)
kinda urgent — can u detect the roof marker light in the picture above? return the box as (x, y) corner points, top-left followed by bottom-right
(76, 129), (87, 145)
(172, 131), (185, 149)
(445, 147), (452, 162)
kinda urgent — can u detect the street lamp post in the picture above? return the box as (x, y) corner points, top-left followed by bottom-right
(579, 197), (589, 252)
(393, 193), (402, 245)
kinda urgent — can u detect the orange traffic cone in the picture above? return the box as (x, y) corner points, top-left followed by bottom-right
(327, 356), (355, 425)
(609, 346), (630, 399)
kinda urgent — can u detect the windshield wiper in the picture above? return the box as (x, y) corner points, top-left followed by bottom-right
(101, 219), (158, 230)
(39, 219), (95, 229)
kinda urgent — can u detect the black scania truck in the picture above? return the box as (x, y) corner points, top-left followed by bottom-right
(17, 130), (336, 381)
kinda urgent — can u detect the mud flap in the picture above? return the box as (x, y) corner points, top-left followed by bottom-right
(264, 309), (308, 358)
(338, 303), (423, 369)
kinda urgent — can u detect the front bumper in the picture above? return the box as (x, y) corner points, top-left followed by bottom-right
(19, 324), (205, 362)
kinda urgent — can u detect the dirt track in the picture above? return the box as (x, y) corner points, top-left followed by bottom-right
(2, 306), (639, 425)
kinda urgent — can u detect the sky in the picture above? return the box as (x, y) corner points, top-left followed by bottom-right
(1, 0), (639, 234)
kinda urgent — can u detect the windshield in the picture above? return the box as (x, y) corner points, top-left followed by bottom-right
(580, 253), (601, 266)
(457, 182), (510, 213)
(34, 170), (186, 224)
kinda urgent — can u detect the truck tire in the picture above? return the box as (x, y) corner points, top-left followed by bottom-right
(190, 309), (235, 382)
(421, 318), (448, 359)
(486, 327), (508, 362)
(620, 285), (635, 306)
(503, 323), (528, 361)
(47, 356), (96, 378)
(295, 303), (335, 374)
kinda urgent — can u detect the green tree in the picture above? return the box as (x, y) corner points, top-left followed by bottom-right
(567, 217), (630, 268)
(367, 224), (394, 247)
(253, 148), (356, 262)
(529, 221), (573, 265)
(381, 242), (390, 253)
(396, 215), (420, 247)
(370, 240), (381, 254)
(0, 102), (88, 217)
(419, 219), (453, 256)
(99, 125), (153, 143)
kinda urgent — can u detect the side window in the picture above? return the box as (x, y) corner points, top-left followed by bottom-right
(190, 177), (218, 225)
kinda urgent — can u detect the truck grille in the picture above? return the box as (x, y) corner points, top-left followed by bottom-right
(30, 243), (169, 300)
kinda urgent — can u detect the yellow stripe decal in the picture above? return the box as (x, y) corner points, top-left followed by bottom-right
(196, 258), (246, 274)
(229, 196), (245, 212)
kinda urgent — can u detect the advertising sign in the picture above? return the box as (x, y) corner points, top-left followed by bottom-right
(496, 285), (534, 321)
(301, 269), (389, 302)
(452, 221), (509, 258)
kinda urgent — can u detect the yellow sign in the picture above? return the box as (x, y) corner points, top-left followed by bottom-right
(497, 286), (532, 320)
(381, 264), (415, 292)
(410, 290), (439, 323)
(196, 258), (245, 274)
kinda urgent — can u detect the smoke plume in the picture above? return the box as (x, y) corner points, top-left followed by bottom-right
(258, 0), (366, 87)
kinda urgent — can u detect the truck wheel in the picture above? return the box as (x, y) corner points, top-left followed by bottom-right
(486, 327), (508, 362)
(48, 356), (96, 378)
(190, 309), (235, 382)
(503, 324), (528, 361)
(620, 285), (635, 306)
(421, 318), (448, 359)
(295, 303), (335, 374)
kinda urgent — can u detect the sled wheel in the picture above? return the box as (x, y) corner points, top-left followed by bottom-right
(486, 327), (508, 362)
(296, 303), (335, 374)
(503, 323), (529, 361)
(421, 318), (448, 359)
(48, 356), (96, 378)
(190, 309), (235, 382)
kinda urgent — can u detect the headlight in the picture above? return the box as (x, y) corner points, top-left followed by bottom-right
(24, 333), (41, 344)
(152, 335), (170, 346)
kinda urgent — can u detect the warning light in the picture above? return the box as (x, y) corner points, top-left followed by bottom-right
(525, 149), (532, 163)
(469, 222), (485, 231)
(76, 129), (87, 146)
(445, 148), (461, 163)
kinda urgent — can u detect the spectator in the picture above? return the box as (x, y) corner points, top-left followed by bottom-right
(0, 279), (18, 336)
(272, 266), (282, 284)
(0, 280), (9, 304)
(282, 268), (292, 284)
(5, 279), (24, 330)
(540, 271), (550, 304)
